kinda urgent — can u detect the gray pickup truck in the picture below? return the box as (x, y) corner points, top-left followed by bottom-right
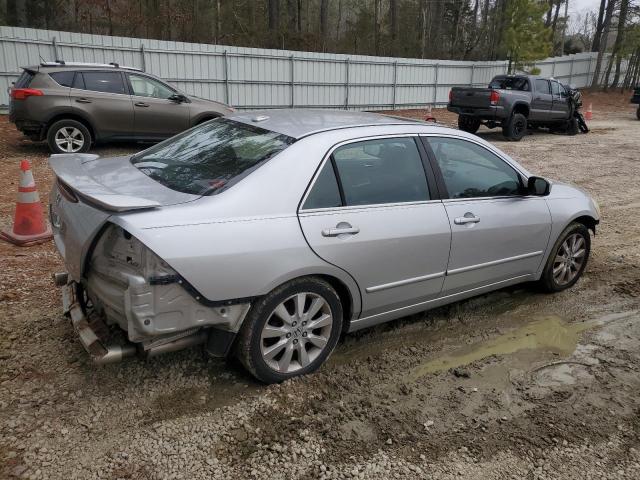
(448, 75), (572, 140)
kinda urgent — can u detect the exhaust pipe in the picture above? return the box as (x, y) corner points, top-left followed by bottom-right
(94, 344), (137, 365)
(52, 271), (69, 287)
(145, 331), (208, 358)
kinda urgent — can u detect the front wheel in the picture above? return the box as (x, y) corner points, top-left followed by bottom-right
(458, 115), (481, 134)
(503, 113), (527, 141)
(235, 277), (343, 383)
(636, 106), (640, 120)
(538, 222), (591, 293)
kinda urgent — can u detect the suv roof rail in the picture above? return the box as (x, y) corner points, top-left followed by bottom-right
(39, 61), (142, 72)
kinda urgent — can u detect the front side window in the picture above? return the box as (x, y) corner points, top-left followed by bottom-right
(79, 71), (126, 94)
(129, 74), (175, 99)
(332, 138), (430, 206)
(551, 81), (562, 96)
(131, 119), (295, 195)
(427, 137), (521, 198)
(535, 79), (551, 95)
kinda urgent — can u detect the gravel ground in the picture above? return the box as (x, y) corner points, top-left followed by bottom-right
(1, 91), (640, 479)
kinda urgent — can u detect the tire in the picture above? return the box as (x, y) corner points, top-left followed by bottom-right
(636, 106), (640, 120)
(47, 119), (91, 154)
(538, 222), (591, 293)
(235, 277), (343, 384)
(566, 117), (579, 136)
(502, 112), (527, 141)
(458, 115), (481, 134)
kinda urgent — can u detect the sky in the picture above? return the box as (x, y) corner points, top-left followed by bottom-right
(569, 0), (601, 16)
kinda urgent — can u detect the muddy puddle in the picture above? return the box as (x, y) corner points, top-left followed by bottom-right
(407, 311), (637, 382)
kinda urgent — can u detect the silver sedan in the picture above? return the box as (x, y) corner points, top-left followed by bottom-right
(49, 110), (600, 383)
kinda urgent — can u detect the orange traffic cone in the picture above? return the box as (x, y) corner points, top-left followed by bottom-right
(585, 103), (593, 121)
(0, 160), (52, 246)
(425, 106), (436, 122)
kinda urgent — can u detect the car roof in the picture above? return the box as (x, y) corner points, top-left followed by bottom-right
(226, 109), (428, 139)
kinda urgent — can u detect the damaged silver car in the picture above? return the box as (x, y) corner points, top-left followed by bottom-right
(50, 110), (600, 383)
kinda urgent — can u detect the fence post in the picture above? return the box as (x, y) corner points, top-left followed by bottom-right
(223, 50), (230, 106)
(588, 56), (593, 85)
(470, 64), (475, 87)
(552, 59), (556, 77)
(290, 55), (295, 108)
(51, 36), (59, 61)
(569, 57), (574, 85)
(433, 63), (439, 107)
(392, 60), (398, 110)
(140, 44), (146, 72)
(344, 58), (350, 110)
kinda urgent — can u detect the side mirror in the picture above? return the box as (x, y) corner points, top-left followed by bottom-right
(169, 93), (187, 103)
(527, 176), (551, 196)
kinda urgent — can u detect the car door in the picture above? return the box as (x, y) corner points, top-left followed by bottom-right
(529, 79), (553, 121)
(298, 136), (451, 319)
(69, 71), (133, 140)
(126, 73), (191, 139)
(551, 81), (570, 120)
(423, 136), (552, 295)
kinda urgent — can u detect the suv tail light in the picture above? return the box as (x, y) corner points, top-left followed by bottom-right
(11, 88), (44, 100)
(449, 89), (454, 102)
(489, 90), (500, 106)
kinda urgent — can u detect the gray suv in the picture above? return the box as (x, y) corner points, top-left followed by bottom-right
(9, 62), (233, 153)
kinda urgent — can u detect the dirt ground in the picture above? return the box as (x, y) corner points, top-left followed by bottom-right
(1, 92), (639, 480)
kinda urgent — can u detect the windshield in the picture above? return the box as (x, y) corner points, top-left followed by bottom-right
(131, 118), (295, 195)
(489, 76), (529, 91)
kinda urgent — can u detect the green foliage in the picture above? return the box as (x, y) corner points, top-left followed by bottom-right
(530, 66), (542, 75)
(503, 0), (552, 71)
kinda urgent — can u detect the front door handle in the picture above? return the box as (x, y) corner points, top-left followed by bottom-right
(454, 215), (480, 225)
(135, 102), (150, 107)
(322, 224), (360, 237)
(75, 98), (91, 103)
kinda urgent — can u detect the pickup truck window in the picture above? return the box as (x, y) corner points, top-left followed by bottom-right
(489, 76), (529, 91)
(535, 79), (551, 95)
(551, 81), (564, 96)
(427, 137), (521, 199)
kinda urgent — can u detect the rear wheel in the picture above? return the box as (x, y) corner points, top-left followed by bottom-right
(458, 115), (481, 134)
(503, 112), (527, 141)
(636, 106), (640, 120)
(47, 119), (91, 154)
(235, 277), (343, 383)
(538, 222), (591, 293)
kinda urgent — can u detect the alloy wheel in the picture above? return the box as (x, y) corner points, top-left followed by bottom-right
(54, 127), (85, 153)
(260, 292), (333, 373)
(552, 233), (586, 286)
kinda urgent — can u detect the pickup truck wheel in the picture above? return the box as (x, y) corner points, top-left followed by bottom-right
(503, 113), (527, 141)
(637, 106), (640, 120)
(458, 115), (481, 134)
(566, 117), (579, 136)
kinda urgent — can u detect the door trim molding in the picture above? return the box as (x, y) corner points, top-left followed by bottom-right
(446, 250), (544, 276)
(366, 271), (446, 293)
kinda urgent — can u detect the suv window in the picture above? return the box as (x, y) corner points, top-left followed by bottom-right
(427, 137), (521, 198)
(131, 118), (295, 196)
(15, 70), (34, 88)
(129, 74), (175, 99)
(535, 79), (551, 95)
(332, 138), (429, 206)
(303, 161), (342, 210)
(76, 71), (126, 94)
(49, 71), (75, 88)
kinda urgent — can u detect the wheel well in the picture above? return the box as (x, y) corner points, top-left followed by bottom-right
(46, 114), (95, 142)
(512, 104), (530, 117)
(316, 274), (354, 333)
(573, 215), (598, 234)
(195, 115), (219, 125)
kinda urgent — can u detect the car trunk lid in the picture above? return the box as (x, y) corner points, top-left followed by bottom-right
(49, 153), (200, 212)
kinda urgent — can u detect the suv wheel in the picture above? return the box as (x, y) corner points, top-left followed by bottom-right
(235, 277), (343, 383)
(503, 112), (527, 141)
(458, 115), (481, 134)
(47, 120), (91, 154)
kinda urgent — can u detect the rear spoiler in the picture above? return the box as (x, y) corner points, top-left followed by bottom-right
(48, 154), (161, 212)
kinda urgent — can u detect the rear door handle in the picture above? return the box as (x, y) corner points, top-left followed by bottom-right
(75, 98), (91, 103)
(322, 226), (360, 237)
(454, 215), (480, 225)
(135, 102), (150, 107)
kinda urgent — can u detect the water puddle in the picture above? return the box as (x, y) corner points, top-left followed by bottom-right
(407, 315), (597, 382)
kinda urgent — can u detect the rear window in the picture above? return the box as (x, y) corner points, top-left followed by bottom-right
(131, 119), (295, 195)
(489, 76), (529, 91)
(49, 71), (75, 87)
(15, 70), (34, 88)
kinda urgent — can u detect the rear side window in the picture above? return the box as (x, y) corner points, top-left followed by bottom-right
(49, 71), (75, 87)
(131, 119), (295, 196)
(303, 161), (342, 210)
(332, 138), (430, 206)
(535, 79), (551, 95)
(14, 70), (34, 88)
(78, 71), (126, 94)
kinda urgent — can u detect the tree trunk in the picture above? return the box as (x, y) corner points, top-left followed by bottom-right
(373, 0), (380, 56)
(287, 0), (298, 32)
(609, 0), (629, 88)
(268, 0), (279, 30)
(591, 0), (616, 88)
(389, 0), (398, 55)
(592, 0), (606, 53)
